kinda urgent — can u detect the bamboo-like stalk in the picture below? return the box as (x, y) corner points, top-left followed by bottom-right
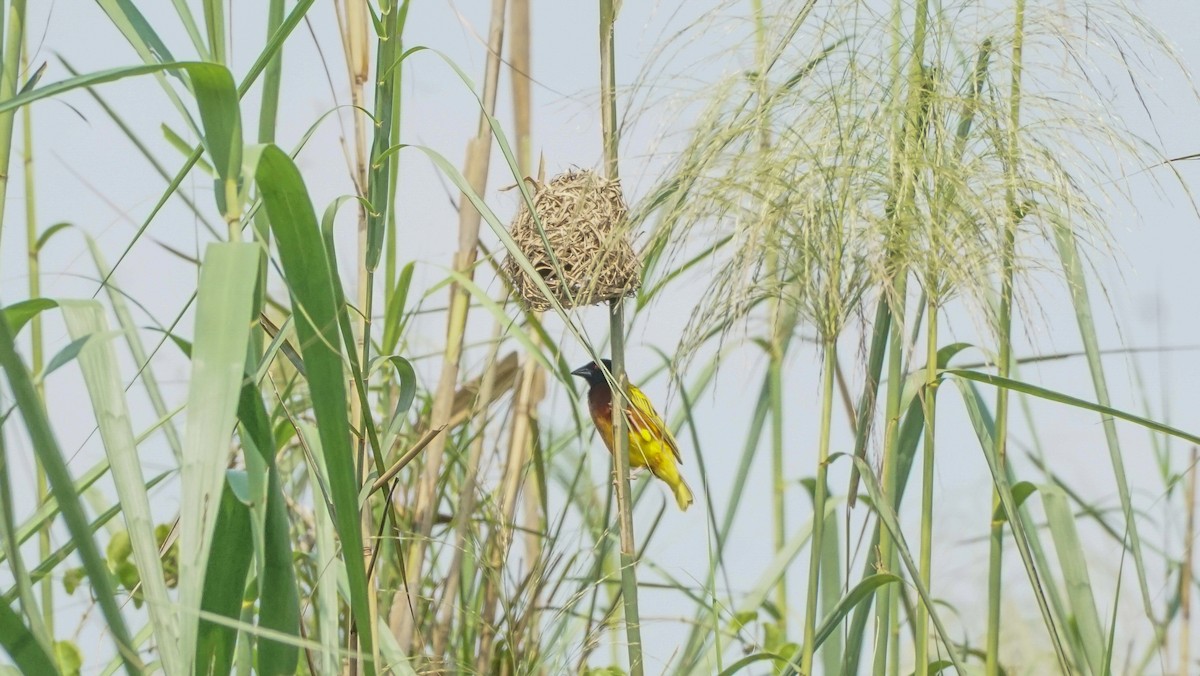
(1182, 446), (1197, 676)
(872, 278), (906, 676)
(800, 342), (837, 674)
(335, 0), (378, 670)
(19, 43), (51, 637)
(392, 0), (507, 650)
(0, 0), (27, 247)
(599, 1), (643, 672)
(986, 2), (1024, 672)
(751, 0), (791, 633)
(608, 301), (644, 676)
(915, 297), (938, 675)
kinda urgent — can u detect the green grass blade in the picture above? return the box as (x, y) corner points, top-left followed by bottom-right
(1052, 226), (1156, 623)
(184, 64), (241, 210)
(256, 0), (284, 145)
(380, 261), (414, 355)
(818, 488), (842, 673)
(84, 238), (184, 460)
(844, 397), (926, 672)
(846, 296), (889, 507)
(304, 425), (341, 676)
(318, 195), (382, 472)
(202, 0), (226, 64)
(195, 473), (254, 675)
(845, 455), (967, 674)
(0, 427), (50, 654)
(60, 301), (182, 673)
(256, 144), (374, 673)
(951, 377), (1073, 671)
(947, 369), (1200, 446)
(0, 311), (142, 673)
(92, 0), (200, 134)
(678, 375), (773, 670)
(177, 243), (260, 671)
(1, 471), (170, 605)
(1, 298), (56, 336)
(1041, 484), (1105, 675)
(0, 597), (57, 675)
(169, 0), (209, 59)
(236, 381), (299, 673)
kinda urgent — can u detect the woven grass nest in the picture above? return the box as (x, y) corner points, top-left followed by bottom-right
(503, 169), (641, 311)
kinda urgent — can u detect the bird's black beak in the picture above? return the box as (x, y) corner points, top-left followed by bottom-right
(571, 364), (592, 378)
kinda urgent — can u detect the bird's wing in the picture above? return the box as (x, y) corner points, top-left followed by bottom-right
(623, 385), (683, 464)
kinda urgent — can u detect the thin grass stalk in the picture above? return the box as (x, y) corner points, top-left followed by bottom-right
(1181, 446), (1197, 676)
(752, 0), (792, 633)
(473, 359), (538, 672)
(801, 342), (837, 674)
(433, 323), (502, 663)
(915, 297), (938, 675)
(899, 0), (930, 670)
(870, 278), (906, 676)
(335, 3), (378, 671)
(609, 303), (644, 676)
(874, 0), (927, 668)
(393, 0), (507, 649)
(342, 0), (383, 668)
(599, 1), (642, 671)
(0, 0), (26, 247)
(986, 2), (1024, 672)
(18, 45), (52, 637)
(383, 2), (409, 304)
(768, 335), (787, 623)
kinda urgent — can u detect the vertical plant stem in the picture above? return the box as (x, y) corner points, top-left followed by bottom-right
(915, 297), (938, 675)
(433, 324), (500, 664)
(751, 0), (791, 635)
(0, 0), (26, 246)
(801, 342), (837, 674)
(393, 0), (506, 649)
(609, 301), (643, 676)
(768, 340), (787, 617)
(337, 1), (381, 670)
(986, 3), (1024, 673)
(1182, 446), (1197, 676)
(473, 349), (536, 672)
(872, 276), (906, 676)
(599, 1), (641, 672)
(19, 44), (51, 636)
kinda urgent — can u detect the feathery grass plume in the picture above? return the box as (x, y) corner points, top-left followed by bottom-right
(631, 0), (1189, 671)
(636, 0), (1183, 356)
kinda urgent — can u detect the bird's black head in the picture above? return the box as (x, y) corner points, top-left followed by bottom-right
(571, 359), (613, 386)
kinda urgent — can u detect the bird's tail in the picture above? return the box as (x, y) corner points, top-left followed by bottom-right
(673, 476), (694, 511)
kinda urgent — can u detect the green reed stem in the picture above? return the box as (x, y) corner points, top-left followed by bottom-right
(915, 296), (938, 675)
(872, 276), (906, 676)
(600, 0), (642, 672)
(801, 342), (837, 674)
(19, 46), (51, 637)
(986, 1), (1024, 672)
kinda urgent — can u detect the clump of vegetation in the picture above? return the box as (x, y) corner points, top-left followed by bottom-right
(0, 1), (1197, 675)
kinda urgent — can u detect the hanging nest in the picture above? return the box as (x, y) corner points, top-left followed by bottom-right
(502, 169), (641, 311)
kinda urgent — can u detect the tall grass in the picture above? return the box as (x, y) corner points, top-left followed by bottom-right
(0, 1), (1197, 675)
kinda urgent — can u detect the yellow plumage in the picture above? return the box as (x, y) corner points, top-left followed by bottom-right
(575, 361), (694, 511)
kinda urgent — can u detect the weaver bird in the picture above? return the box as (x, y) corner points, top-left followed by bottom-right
(571, 359), (694, 511)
